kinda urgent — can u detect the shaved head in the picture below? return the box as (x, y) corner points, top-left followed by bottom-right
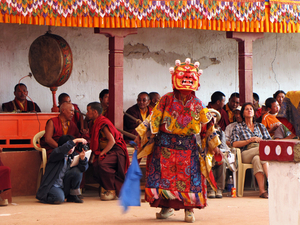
(60, 102), (74, 121)
(60, 102), (73, 112)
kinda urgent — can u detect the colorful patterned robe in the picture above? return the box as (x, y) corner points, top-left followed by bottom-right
(136, 91), (221, 208)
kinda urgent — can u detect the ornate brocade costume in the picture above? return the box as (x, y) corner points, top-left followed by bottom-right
(136, 91), (221, 209)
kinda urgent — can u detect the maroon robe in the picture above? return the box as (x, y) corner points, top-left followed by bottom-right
(0, 158), (11, 192)
(41, 116), (80, 158)
(72, 104), (82, 130)
(2, 99), (41, 112)
(123, 104), (151, 140)
(90, 115), (129, 196)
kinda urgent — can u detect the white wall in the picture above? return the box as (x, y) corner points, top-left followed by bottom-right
(269, 162), (300, 225)
(0, 23), (299, 113)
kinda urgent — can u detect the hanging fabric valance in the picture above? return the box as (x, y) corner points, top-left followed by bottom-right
(0, 0), (299, 33)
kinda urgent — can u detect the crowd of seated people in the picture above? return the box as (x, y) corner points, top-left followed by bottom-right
(1, 84), (298, 204)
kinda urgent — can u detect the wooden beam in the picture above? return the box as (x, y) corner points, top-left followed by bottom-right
(94, 28), (137, 129)
(226, 32), (264, 105)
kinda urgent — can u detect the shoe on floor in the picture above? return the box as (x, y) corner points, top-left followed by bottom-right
(208, 190), (216, 198)
(184, 210), (195, 223)
(216, 189), (223, 198)
(259, 192), (268, 199)
(0, 198), (8, 206)
(67, 195), (83, 203)
(156, 208), (174, 219)
(100, 188), (116, 201)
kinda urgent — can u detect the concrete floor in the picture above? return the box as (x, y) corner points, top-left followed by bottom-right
(0, 190), (268, 225)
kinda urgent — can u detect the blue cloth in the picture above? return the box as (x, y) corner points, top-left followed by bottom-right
(119, 150), (143, 212)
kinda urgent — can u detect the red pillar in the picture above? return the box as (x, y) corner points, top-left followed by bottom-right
(94, 28), (137, 129)
(226, 32), (264, 105)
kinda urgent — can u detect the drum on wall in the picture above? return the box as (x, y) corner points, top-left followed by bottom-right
(28, 32), (73, 112)
(29, 32), (73, 87)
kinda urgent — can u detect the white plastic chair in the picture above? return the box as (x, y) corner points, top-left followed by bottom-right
(32, 130), (46, 191)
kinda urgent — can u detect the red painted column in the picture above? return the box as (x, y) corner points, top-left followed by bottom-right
(226, 32), (264, 105)
(94, 28), (137, 129)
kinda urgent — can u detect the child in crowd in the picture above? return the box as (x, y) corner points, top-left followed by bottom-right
(262, 98), (295, 139)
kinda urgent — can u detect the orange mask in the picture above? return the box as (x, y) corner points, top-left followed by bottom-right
(170, 58), (203, 92)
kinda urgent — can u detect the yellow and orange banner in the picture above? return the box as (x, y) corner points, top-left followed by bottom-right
(0, 0), (299, 32)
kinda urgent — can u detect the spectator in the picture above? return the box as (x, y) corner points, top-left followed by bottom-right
(123, 92), (151, 140)
(36, 136), (88, 204)
(2, 83), (41, 112)
(231, 103), (271, 198)
(86, 102), (129, 201)
(225, 106), (242, 146)
(99, 89), (109, 117)
(41, 102), (80, 158)
(262, 98), (295, 139)
(207, 91), (229, 131)
(253, 92), (262, 120)
(261, 98), (281, 136)
(223, 92), (240, 123)
(149, 92), (161, 111)
(273, 90), (286, 107)
(58, 93), (84, 132)
(256, 104), (268, 123)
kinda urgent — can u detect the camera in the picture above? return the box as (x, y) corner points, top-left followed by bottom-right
(77, 142), (89, 152)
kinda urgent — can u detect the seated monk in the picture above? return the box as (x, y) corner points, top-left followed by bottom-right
(123, 92), (151, 140)
(86, 102), (129, 201)
(148, 92), (161, 111)
(41, 102), (80, 158)
(99, 89), (109, 118)
(223, 92), (240, 123)
(58, 93), (84, 132)
(0, 147), (11, 206)
(2, 83), (41, 112)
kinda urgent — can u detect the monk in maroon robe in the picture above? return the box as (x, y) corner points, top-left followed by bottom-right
(0, 147), (11, 206)
(123, 92), (151, 140)
(99, 89), (109, 118)
(41, 102), (80, 158)
(58, 93), (84, 132)
(86, 102), (129, 201)
(2, 83), (41, 112)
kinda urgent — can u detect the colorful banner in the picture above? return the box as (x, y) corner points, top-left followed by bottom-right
(0, 0), (264, 25)
(0, 0), (299, 32)
(269, 0), (300, 24)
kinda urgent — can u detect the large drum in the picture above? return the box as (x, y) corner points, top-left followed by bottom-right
(29, 32), (73, 87)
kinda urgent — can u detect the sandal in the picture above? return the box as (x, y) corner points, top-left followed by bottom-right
(259, 192), (268, 199)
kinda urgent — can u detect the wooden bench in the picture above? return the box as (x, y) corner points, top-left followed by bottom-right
(0, 113), (59, 150)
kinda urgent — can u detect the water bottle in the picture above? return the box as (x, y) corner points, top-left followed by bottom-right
(227, 175), (234, 196)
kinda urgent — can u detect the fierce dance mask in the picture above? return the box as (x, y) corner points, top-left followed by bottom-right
(170, 58), (203, 92)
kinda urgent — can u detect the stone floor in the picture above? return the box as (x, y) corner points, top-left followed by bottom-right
(0, 189), (268, 225)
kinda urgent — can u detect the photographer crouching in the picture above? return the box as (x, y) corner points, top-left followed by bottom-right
(36, 135), (89, 204)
